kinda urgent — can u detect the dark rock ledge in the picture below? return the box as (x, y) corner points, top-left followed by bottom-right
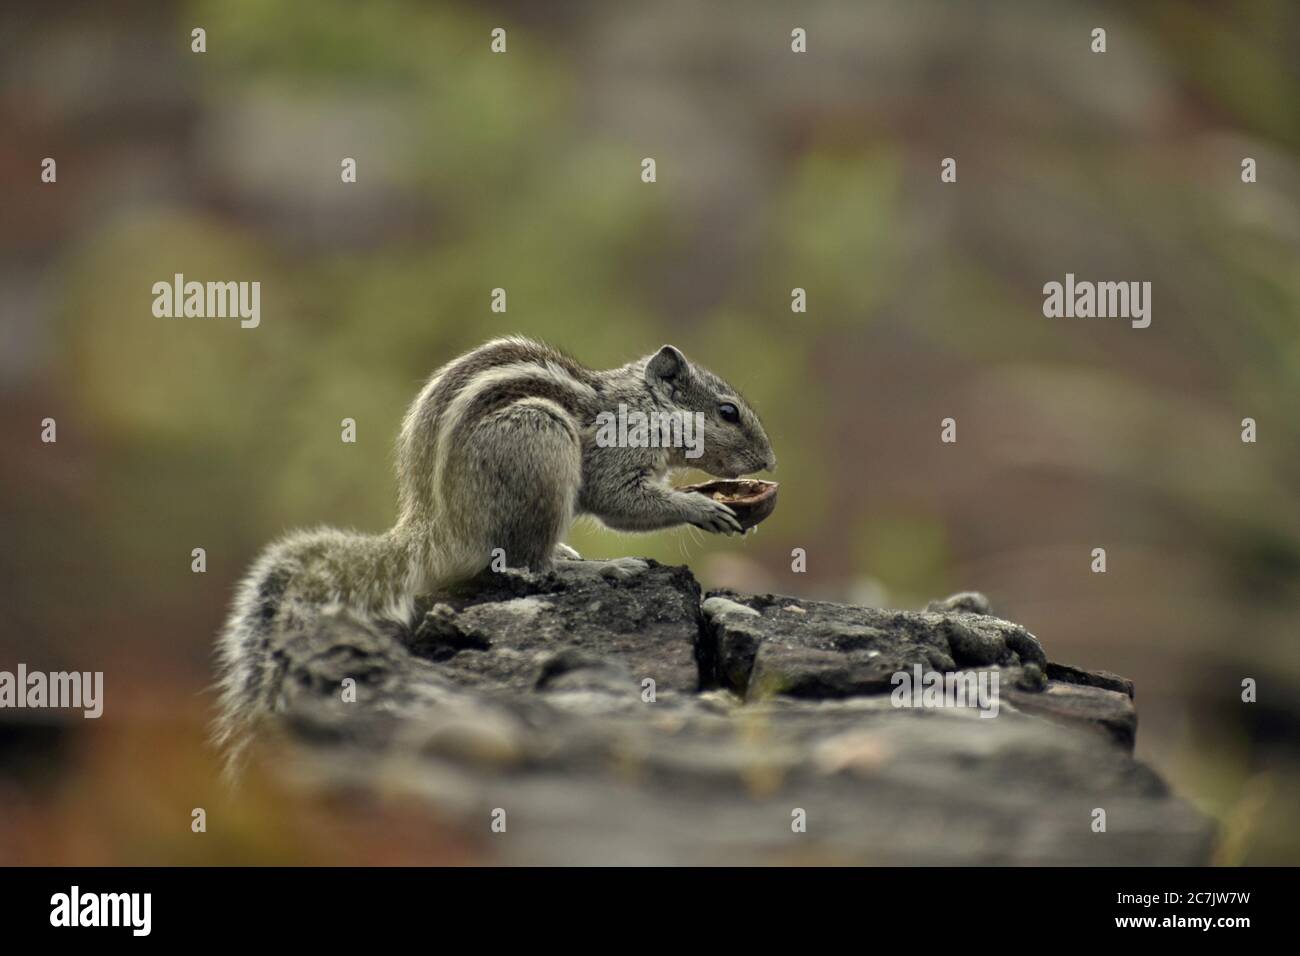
(265, 558), (1214, 865)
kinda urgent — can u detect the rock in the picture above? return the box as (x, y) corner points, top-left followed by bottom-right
(406, 562), (703, 699)
(1047, 661), (1136, 699)
(1006, 680), (1138, 749)
(699, 590), (1047, 699)
(700, 595), (762, 619)
(408, 603), (490, 661)
(1016, 662), (1049, 692)
(246, 559), (1214, 865)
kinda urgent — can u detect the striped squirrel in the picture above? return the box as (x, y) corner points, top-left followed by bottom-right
(213, 336), (775, 771)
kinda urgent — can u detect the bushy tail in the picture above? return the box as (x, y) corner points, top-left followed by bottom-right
(210, 553), (293, 783)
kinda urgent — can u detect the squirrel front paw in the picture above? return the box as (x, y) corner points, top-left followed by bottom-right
(679, 492), (743, 535)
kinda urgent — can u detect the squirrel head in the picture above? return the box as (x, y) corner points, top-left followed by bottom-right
(643, 344), (776, 478)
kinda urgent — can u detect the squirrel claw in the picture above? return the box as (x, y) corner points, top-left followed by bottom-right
(684, 495), (743, 535)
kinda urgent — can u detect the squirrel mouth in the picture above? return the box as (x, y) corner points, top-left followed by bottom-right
(676, 478), (780, 530)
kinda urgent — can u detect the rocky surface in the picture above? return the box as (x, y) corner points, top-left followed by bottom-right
(258, 558), (1215, 865)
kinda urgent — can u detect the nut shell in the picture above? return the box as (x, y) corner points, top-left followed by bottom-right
(678, 479), (780, 530)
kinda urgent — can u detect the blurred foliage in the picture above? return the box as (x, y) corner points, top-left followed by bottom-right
(2, 0), (1298, 863)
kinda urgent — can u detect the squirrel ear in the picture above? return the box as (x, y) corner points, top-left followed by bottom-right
(645, 345), (686, 387)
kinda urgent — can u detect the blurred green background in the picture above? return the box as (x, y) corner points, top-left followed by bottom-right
(1, 0), (1297, 863)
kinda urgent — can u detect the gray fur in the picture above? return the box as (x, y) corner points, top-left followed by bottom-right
(213, 336), (774, 775)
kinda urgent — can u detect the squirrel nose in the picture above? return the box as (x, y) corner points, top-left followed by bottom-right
(766, 456), (777, 472)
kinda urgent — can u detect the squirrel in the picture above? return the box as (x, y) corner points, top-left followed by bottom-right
(213, 336), (775, 772)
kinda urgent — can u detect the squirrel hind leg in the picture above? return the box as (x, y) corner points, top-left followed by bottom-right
(453, 398), (582, 572)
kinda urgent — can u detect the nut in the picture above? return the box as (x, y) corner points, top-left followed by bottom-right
(677, 479), (780, 530)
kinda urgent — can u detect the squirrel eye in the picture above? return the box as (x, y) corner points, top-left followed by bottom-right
(718, 402), (740, 424)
